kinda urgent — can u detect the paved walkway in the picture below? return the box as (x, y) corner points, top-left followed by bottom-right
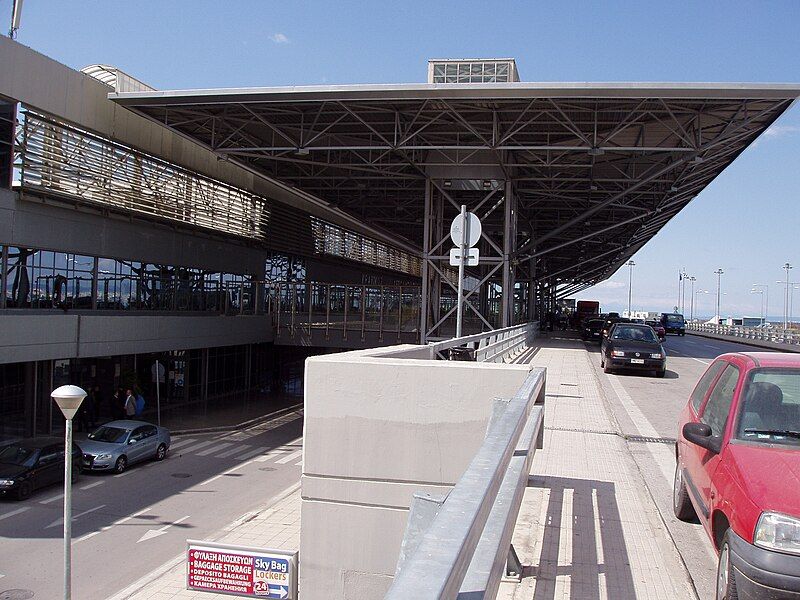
(112, 485), (301, 600)
(498, 334), (696, 599)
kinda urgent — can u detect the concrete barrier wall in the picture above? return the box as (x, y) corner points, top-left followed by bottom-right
(0, 313), (273, 364)
(300, 345), (531, 599)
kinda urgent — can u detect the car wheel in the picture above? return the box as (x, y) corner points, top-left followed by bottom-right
(114, 456), (127, 474)
(672, 463), (696, 521)
(16, 480), (32, 501)
(716, 532), (739, 600)
(155, 443), (167, 461)
(655, 369), (666, 378)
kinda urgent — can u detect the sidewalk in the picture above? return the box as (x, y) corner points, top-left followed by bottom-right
(113, 485), (301, 600)
(498, 334), (696, 599)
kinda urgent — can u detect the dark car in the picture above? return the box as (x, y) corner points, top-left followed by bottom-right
(0, 437), (82, 500)
(646, 320), (667, 341)
(661, 312), (686, 336)
(601, 323), (666, 377)
(582, 318), (605, 342)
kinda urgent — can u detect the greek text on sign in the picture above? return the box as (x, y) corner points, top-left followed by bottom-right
(186, 540), (296, 599)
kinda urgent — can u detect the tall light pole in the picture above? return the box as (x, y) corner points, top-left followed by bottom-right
(783, 263), (793, 330)
(714, 268), (724, 324)
(626, 260), (635, 315)
(751, 289), (765, 325)
(688, 276), (696, 319)
(51, 384), (87, 600)
(753, 284), (769, 326)
(681, 269), (688, 314)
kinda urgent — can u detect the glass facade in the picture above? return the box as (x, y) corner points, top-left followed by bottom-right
(1, 244), (258, 313)
(429, 60), (518, 84)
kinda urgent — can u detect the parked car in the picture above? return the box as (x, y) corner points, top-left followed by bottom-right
(646, 319), (667, 341)
(600, 322), (666, 377)
(674, 352), (800, 600)
(661, 312), (686, 336)
(0, 437), (82, 500)
(582, 318), (605, 343)
(78, 420), (171, 474)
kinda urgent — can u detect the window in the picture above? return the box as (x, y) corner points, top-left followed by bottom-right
(736, 368), (800, 445)
(690, 361), (726, 413)
(701, 364), (740, 436)
(129, 426), (148, 442)
(38, 446), (63, 465)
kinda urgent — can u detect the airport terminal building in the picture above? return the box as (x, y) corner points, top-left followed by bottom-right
(1, 38), (796, 441)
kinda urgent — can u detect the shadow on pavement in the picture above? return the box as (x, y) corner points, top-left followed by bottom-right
(525, 475), (637, 600)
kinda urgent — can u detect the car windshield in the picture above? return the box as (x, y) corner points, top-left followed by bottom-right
(735, 369), (800, 447)
(0, 445), (40, 467)
(612, 326), (658, 343)
(88, 426), (129, 443)
(665, 314), (684, 324)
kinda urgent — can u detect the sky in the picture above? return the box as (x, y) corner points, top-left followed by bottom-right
(6, 0), (800, 320)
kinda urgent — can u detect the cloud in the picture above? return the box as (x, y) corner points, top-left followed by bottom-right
(269, 33), (289, 44)
(596, 280), (626, 289)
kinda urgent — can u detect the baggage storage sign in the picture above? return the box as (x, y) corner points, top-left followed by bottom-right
(186, 540), (297, 598)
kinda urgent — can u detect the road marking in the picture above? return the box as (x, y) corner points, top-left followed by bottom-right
(46, 504), (106, 529)
(275, 449), (303, 464)
(200, 462), (248, 486)
(196, 442), (234, 456)
(114, 469), (134, 478)
(669, 349), (710, 365)
(137, 514), (191, 543)
(74, 503), (157, 543)
(40, 493), (64, 504)
(233, 446), (269, 461)
(80, 481), (104, 490)
(167, 438), (197, 450)
(216, 444), (251, 458)
(294, 461), (302, 466)
(177, 439), (218, 454)
(0, 507), (30, 521)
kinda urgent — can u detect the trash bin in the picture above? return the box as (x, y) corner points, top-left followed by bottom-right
(449, 346), (476, 361)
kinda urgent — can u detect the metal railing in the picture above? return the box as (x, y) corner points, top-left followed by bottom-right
(386, 368), (546, 599)
(687, 322), (800, 347)
(272, 282), (421, 341)
(429, 322), (538, 362)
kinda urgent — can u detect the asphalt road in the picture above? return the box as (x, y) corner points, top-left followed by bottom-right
(0, 408), (304, 600)
(586, 332), (774, 599)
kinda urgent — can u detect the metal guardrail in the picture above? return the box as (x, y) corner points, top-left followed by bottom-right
(687, 322), (800, 347)
(386, 368), (546, 599)
(429, 322), (538, 362)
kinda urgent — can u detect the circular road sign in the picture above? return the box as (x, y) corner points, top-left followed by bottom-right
(449, 212), (482, 248)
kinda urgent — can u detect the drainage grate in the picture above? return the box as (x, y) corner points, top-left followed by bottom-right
(625, 434), (677, 445)
(0, 591), (35, 600)
(545, 426), (618, 436)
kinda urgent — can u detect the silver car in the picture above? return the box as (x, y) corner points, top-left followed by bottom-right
(79, 420), (171, 474)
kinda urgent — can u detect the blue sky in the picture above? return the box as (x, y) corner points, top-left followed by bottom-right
(7, 0), (800, 319)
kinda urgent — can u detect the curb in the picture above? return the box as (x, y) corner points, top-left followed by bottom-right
(170, 403), (303, 436)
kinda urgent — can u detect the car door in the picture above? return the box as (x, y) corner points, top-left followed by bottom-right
(689, 363), (740, 530)
(34, 445), (63, 489)
(126, 427), (148, 463)
(137, 425), (158, 462)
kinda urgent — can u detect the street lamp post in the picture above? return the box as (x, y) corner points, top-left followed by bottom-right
(753, 284), (769, 326)
(626, 260), (635, 315)
(751, 289), (765, 325)
(681, 269), (688, 314)
(714, 269), (724, 324)
(783, 263), (793, 330)
(51, 384), (87, 600)
(688, 276), (696, 320)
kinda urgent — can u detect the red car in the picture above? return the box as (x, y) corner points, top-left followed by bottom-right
(675, 352), (800, 600)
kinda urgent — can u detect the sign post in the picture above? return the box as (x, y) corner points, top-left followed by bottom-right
(449, 207), (482, 338)
(186, 540), (297, 599)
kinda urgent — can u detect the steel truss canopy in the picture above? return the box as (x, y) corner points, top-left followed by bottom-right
(112, 82), (800, 288)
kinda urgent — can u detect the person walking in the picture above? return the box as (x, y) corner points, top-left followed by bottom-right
(124, 388), (137, 418)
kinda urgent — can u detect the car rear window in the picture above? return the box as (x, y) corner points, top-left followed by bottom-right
(735, 368), (800, 446)
(664, 314), (684, 324)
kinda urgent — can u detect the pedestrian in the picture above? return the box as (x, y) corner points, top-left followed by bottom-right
(135, 390), (145, 417)
(112, 388), (125, 420)
(124, 388), (137, 418)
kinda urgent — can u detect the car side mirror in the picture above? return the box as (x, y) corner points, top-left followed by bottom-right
(682, 422), (722, 454)
(128, 439), (137, 445)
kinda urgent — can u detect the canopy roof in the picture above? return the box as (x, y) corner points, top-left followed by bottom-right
(112, 82), (799, 287)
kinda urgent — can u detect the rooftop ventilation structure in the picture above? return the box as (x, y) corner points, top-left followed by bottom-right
(81, 64), (155, 93)
(428, 58), (520, 83)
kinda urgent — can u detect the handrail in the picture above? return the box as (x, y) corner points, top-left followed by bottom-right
(386, 368), (546, 599)
(687, 322), (800, 347)
(429, 322), (538, 362)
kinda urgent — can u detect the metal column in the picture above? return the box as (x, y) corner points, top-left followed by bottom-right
(501, 180), (516, 327)
(420, 179), (431, 343)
